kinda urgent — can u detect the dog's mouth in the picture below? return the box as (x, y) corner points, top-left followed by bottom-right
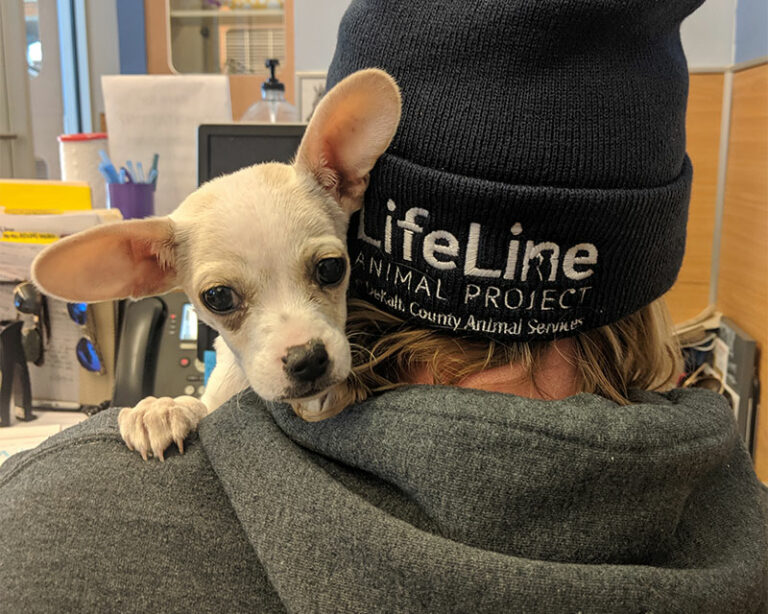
(278, 372), (349, 421)
(280, 378), (338, 405)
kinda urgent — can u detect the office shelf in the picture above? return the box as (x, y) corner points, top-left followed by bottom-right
(170, 9), (283, 19)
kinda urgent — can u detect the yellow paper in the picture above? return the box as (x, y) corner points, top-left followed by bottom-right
(1, 231), (59, 244)
(0, 179), (92, 212)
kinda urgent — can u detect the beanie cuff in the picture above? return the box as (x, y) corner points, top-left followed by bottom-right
(348, 153), (692, 341)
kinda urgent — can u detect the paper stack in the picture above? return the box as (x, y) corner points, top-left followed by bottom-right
(0, 180), (122, 282)
(0, 181), (121, 408)
(674, 304), (722, 349)
(0, 179), (92, 212)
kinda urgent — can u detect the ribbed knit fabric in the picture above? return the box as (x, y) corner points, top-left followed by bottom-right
(327, 0), (704, 341)
(2, 388), (766, 612)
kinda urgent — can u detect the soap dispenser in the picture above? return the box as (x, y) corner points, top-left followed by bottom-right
(240, 58), (300, 123)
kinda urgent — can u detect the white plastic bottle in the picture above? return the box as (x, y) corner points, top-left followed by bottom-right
(240, 58), (299, 123)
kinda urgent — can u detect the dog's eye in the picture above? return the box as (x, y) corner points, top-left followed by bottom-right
(201, 286), (240, 314)
(315, 257), (346, 287)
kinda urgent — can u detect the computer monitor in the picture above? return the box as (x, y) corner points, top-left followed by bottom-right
(197, 123), (307, 185)
(195, 123), (307, 360)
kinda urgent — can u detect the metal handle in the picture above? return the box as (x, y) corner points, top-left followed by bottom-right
(0, 133), (18, 140)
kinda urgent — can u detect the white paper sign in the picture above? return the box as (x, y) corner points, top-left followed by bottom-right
(102, 75), (233, 216)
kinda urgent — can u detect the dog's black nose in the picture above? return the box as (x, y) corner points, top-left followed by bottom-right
(282, 341), (329, 382)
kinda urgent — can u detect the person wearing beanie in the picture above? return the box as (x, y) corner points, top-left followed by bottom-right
(1, 1), (766, 613)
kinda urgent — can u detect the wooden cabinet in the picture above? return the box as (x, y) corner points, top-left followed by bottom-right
(143, 0), (295, 119)
(663, 74), (725, 323)
(718, 63), (768, 481)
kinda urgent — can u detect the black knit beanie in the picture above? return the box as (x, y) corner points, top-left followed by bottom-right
(328, 0), (704, 342)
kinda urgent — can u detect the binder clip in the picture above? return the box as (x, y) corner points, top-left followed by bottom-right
(0, 320), (35, 427)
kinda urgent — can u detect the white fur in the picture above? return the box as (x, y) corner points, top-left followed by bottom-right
(32, 69), (402, 460)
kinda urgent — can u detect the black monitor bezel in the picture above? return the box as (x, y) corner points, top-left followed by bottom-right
(197, 123), (307, 186)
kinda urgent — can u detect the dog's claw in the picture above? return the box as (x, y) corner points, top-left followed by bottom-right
(118, 396), (207, 461)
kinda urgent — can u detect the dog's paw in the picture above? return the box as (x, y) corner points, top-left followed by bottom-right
(117, 396), (208, 461)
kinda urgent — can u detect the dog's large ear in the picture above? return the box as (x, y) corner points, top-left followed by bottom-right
(295, 68), (401, 216)
(31, 217), (178, 302)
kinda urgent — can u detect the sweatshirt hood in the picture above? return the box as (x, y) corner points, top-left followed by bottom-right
(200, 386), (768, 613)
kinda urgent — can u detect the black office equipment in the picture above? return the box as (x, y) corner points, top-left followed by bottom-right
(112, 291), (204, 407)
(198, 123), (306, 184)
(0, 320), (34, 427)
(195, 123), (307, 360)
(713, 317), (759, 455)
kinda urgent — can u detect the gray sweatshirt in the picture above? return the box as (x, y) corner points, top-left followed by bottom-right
(0, 386), (766, 613)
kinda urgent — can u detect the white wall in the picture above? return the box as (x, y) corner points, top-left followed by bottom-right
(681, 0), (736, 70)
(293, 0), (350, 72)
(294, 0), (739, 74)
(735, 0), (768, 63)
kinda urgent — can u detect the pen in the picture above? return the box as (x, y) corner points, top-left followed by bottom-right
(120, 167), (133, 183)
(150, 154), (159, 188)
(126, 161), (136, 182)
(98, 150), (120, 183)
(98, 162), (119, 184)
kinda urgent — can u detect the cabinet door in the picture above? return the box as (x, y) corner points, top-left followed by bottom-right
(145, 0), (295, 119)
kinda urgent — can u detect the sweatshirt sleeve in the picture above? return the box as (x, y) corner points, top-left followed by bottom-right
(0, 409), (286, 613)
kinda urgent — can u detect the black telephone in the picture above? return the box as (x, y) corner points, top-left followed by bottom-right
(112, 291), (205, 407)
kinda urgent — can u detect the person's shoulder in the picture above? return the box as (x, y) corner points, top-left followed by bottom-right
(0, 408), (122, 480)
(0, 407), (213, 492)
(0, 408), (277, 612)
(0, 407), (228, 557)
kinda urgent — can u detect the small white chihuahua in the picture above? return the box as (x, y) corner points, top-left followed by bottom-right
(32, 69), (401, 460)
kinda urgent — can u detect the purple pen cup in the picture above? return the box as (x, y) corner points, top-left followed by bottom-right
(107, 182), (155, 219)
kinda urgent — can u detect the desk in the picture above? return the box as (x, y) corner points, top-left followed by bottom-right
(0, 409), (87, 467)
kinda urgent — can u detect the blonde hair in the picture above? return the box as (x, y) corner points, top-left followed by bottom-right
(347, 298), (682, 405)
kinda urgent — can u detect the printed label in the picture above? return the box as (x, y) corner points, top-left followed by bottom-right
(352, 198), (598, 337)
